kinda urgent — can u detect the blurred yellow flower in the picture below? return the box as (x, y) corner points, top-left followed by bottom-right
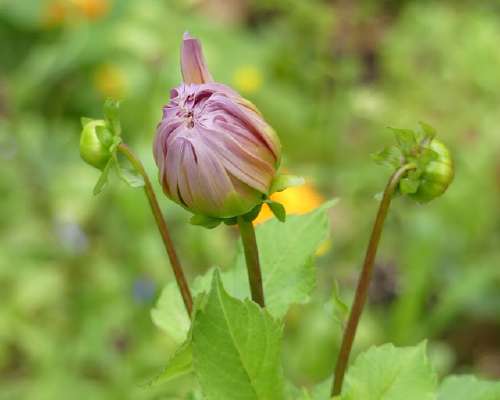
(254, 183), (331, 255)
(43, 0), (110, 27)
(92, 64), (126, 99)
(232, 66), (263, 95)
(254, 183), (325, 224)
(71, 0), (110, 19)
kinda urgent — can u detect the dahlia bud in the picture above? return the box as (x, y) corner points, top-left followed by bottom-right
(153, 33), (281, 218)
(407, 138), (454, 203)
(80, 119), (112, 170)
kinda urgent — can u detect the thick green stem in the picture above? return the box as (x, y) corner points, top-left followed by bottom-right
(117, 143), (193, 316)
(237, 217), (265, 308)
(331, 164), (415, 396)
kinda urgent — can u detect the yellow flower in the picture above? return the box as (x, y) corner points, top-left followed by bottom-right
(71, 0), (110, 19)
(254, 183), (325, 224)
(254, 182), (331, 256)
(92, 64), (126, 99)
(232, 66), (263, 95)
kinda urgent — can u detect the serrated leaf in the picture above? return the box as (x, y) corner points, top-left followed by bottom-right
(399, 177), (420, 194)
(146, 340), (193, 387)
(267, 200), (286, 222)
(270, 174), (306, 193)
(341, 342), (437, 400)
(192, 270), (285, 400)
(190, 214), (221, 229)
(151, 282), (191, 344)
(230, 200), (337, 318)
(92, 158), (114, 195)
(438, 375), (500, 400)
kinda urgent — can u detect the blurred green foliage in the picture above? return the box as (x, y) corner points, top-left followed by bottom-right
(1, 0), (500, 398)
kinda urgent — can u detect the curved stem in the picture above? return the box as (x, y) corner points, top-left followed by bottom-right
(331, 164), (415, 396)
(237, 216), (265, 308)
(117, 143), (193, 316)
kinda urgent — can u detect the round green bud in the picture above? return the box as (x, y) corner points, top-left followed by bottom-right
(409, 138), (454, 203)
(80, 119), (112, 170)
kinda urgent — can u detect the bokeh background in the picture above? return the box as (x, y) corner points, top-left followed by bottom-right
(1, 0), (500, 398)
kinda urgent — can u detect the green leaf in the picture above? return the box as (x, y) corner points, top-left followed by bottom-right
(297, 381), (331, 400)
(190, 214), (222, 229)
(103, 98), (121, 137)
(267, 200), (286, 222)
(438, 376), (500, 400)
(151, 282), (191, 344)
(230, 200), (337, 318)
(116, 165), (145, 188)
(146, 340), (193, 387)
(326, 280), (349, 329)
(341, 342), (437, 400)
(371, 146), (402, 168)
(192, 270), (285, 400)
(270, 174), (306, 193)
(92, 158), (114, 195)
(389, 127), (417, 155)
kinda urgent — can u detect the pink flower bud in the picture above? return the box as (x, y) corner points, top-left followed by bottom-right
(153, 33), (281, 218)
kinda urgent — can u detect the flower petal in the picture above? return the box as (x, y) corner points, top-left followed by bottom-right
(181, 32), (213, 84)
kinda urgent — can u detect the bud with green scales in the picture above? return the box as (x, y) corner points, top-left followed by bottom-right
(372, 122), (454, 203)
(79, 119), (113, 170)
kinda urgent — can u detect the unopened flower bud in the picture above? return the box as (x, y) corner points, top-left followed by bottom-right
(80, 119), (112, 170)
(153, 33), (281, 218)
(408, 138), (454, 203)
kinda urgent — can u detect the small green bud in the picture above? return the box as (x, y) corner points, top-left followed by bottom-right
(407, 138), (454, 203)
(80, 119), (113, 170)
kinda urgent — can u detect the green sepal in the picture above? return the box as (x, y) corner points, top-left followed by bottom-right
(190, 215), (222, 229)
(223, 217), (238, 226)
(371, 145), (402, 168)
(389, 127), (417, 155)
(92, 157), (114, 195)
(80, 117), (93, 128)
(418, 121), (436, 142)
(270, 174), (305, 194)
(242, 203), (263, 222)
(265, 200), (286, 222)
(103, 98), (121, 137)
(399, 177), (420, 195)
(95, 124), (113, 149)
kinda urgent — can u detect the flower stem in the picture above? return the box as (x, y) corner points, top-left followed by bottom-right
(331, 164), (415, 397)
(237, 216), (265, 308)
(117, 143), (193, 316)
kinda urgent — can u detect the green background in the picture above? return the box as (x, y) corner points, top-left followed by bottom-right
(1, 0), (500, 398)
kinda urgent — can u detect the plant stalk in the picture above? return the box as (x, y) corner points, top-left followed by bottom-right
(117, 143), (193, 316)
(331, 164), (415, 396)
(237, 216), (265, 308)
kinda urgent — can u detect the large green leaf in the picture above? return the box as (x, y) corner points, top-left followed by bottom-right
(438, 376), (500, 400)
(146, 340), (193, 387)
(341, 342), (437, 400)
(192, 270), (285, 400)
(229, 200), (336, 318)
(151, 282), (191, 344)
